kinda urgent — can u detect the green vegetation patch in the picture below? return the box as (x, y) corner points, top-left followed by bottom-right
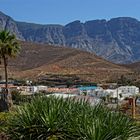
(3, 97), (140, 140)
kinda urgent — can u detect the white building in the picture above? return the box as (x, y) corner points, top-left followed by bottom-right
(118, 86), (139, 94)
(89, 87), (108, 97)
(19, 86), (48, 93)
(36, 85), (48, 92)
(46, 93), (77, 98)
(106, 86), (139, 100)
(78, 86), (98, 95)
(105, 89), (117, 98)
(19, 86), (38, 93)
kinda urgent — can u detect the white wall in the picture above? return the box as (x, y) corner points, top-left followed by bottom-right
(106, 86), (139, 100)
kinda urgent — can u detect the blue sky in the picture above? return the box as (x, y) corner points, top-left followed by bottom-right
(0, 0), (140, 25)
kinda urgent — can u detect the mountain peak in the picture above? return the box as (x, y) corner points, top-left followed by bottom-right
(109, 17), (138, 22)
(1, 11), (140, 64)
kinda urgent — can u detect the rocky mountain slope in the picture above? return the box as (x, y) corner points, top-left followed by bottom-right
(0, 11), (23, 39)
(1, 11), (140, 64)
(6, 41), (131, 83)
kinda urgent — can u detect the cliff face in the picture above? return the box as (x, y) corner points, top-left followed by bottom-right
(16, 22), (65, 45)
(0, 11), (23, 40)
(61, 18), (140, 64)
(1, 11), (140, 64)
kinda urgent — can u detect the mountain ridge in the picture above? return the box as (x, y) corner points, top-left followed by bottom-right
(0, 11), (140, 64)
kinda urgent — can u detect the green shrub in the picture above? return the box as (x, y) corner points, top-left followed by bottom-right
(12, 91), (34, 105)
(6, 97), (140, 140)
(0, 112), (11, 131)
(11, 90), (22, 105)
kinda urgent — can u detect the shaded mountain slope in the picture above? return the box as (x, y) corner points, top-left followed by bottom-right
(16, 18), (140, 64)
(1, 11), (140, 64)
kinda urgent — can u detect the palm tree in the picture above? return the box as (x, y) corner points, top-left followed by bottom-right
(0, 30), (20, 111)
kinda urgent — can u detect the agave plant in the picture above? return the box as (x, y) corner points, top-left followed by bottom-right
(6, 96), (140, 140)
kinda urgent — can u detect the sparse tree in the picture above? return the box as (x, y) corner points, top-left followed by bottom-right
(0, 30), (20, 111)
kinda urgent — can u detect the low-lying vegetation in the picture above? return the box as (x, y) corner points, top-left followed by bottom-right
(3, 96), (140, 140)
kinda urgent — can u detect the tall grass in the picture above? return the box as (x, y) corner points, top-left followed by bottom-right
(6, 96), (140, 140)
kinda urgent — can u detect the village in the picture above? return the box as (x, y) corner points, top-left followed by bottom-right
(0, 79), (140, 119)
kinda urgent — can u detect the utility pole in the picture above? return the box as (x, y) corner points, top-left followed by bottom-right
(132, 89), (137, 119)
(132, 97), (136, 119)
(117, 85), (119, 111)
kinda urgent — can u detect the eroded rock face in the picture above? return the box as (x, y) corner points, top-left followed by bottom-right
(16, 22), (65, 45)
(0, 11), (23, 40)
(61, 17), (140, 64)
(1, 10), (140, 64)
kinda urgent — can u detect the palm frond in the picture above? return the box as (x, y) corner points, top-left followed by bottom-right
(0, 30), (20, 58)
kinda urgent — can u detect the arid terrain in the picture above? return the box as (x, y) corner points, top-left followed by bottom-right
(0, 41), (134, 83)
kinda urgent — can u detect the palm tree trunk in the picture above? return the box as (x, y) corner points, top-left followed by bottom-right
(0, 56), (8, 111)
(2, 56), (13, 110)
(3, 56), (8, 93)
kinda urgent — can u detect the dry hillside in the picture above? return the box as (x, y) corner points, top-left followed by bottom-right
(0, 41), (133, 83)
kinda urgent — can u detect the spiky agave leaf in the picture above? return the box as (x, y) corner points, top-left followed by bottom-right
(6, 96), (140, 140)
